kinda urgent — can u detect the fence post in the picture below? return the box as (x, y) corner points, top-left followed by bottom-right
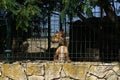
(59, 14), (62, 30)
(48, 9), (51, 58)
(69, 14), (73, 53)
(5, 15), (11, 63)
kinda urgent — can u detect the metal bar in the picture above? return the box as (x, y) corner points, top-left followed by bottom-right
(5, 17), (11, 63)
(48, 10), (51, 56)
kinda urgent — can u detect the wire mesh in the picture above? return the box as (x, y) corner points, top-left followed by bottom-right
(0, 0), (120, 62)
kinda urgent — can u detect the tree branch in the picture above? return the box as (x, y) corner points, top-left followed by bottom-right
(98, 0), (117, 22)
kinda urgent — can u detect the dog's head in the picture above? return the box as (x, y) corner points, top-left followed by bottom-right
(51, 29), (64, 43)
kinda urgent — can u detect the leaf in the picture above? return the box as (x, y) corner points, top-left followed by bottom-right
(23, 27), (28, 32)
(2, 0), (7, 9)
(61, 9), (66, 23)
(62, 0), (69, 4)
(86, 8), (93, 17)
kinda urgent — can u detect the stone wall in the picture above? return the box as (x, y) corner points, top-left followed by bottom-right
(0, 61), (120, 80)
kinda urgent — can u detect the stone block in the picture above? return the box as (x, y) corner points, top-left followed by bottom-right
(58, 78), (73, 80)
(26, 63), (44, 76)
(86, 75), (97, 80)
(63, 63), (89, 80)
(1, 62), (27, 80)
(0, 76), (9, 80)
(92, 65), (113, 78)
(45, 63), (62, 80)
(28, 75), (44, 80)
(107, 74), (118, 80)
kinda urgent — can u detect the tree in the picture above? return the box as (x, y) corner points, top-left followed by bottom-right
(0, 0), (63, 52)
(0, 0), (120, 52)
(0, 0), (43, 52)
(61, 0), (119, 22)
(0, 0), (42, 31)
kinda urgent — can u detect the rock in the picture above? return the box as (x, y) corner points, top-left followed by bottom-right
(63, 63), (89, 80)
(104, 70), (114, 79)
(92, 65), (113, 78)
(107, 74), (118, 80)
(0, 61), (119, 80)
(45, 63), (62, 80)
(26, 63), (44, 76)
(0, 70), (1, 76)
(113, 65), (120, 76)
(57, 78), (73, 80)
(1, 62), (27, 80)
(60, 69), (66, 78)
(86, 75), (97, 80)
(116, 69), (120, 76)
(113, 65), (119, 72)
(89, 65), (96, 74)
(0, 76), (9, 80)
(118, 77), (120, 80)
(28, 75), (44, 80)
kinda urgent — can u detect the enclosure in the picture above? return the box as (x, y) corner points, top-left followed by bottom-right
(0, 0), (120, 62)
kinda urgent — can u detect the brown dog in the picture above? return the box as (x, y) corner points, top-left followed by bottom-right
(51, 29), (71, 62)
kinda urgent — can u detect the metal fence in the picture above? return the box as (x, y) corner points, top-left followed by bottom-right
(69, 17), (120, 61)
(0, 1), (120, 62)
(0, 11), (70, 61)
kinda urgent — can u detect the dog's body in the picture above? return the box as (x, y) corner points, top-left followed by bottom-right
(54, 45), (70, 62)
(51, 29), (71, 62)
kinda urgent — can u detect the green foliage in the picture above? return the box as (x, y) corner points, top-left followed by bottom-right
(0, 0), (20, 13)
(0, 0), (42, 32)
(15, 0), (41, 31)
(61, 0), (82, 23)
(61, 0), (98, 22)
(83, 0), (98, 17)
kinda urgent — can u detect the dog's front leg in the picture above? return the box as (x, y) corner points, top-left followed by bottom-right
(65, 53), (71, 62)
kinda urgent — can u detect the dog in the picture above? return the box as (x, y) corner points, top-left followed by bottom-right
(51, 29), (71, 62)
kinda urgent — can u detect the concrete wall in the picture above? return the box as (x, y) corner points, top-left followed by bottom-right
(0, 61), (120, 80)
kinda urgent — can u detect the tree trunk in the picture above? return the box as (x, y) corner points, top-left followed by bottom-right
(98, 0), (117, 22)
